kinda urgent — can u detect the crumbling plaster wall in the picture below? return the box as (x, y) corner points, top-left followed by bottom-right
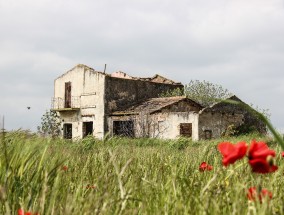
(108, 112), (199, 140)
(157, 112), (199, 140)
(108, 101), (200, 140)
(54, 65), (106, 139)
(198, 111), (244, 139)
(198, 101), (266, 139)
(54, 65), (86, 99)
(153, 101), (200, 140)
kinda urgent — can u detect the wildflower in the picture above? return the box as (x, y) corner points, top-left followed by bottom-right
(62, 165), (68, 171)
(17, 209), (35, 215)
(18, 209), (24, 215)
(282, 152), (284, 157)
(218, 141), (247, 166)
(199, 162), (213, 171)
(86, 184), (96, 189)
(248, 140), (277, 174)
(247, 187), (272, 202)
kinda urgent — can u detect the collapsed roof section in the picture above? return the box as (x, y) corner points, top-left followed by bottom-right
(55, 64), (181, 85)
(110, 71), (181, 85)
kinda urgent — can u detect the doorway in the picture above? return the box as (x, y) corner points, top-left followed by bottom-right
(83, 122), (93, 137)
(64, 82), (71, 108)
(63, 123), (72, 139)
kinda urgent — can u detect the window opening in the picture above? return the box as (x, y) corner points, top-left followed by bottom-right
(204, 130), (212, 140)
(113, 121), (134, 137)
(180, 123), (192, 137)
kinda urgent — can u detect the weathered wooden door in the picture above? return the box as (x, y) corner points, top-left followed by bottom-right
(65, 82), (71, 108)
(180, 123), (192, 137)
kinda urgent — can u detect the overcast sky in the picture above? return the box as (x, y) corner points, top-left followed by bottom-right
(0, 0), (284, 132)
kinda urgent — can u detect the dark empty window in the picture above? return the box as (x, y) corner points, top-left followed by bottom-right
(204, 130), (212, 140)
(63, 123), (72, 139)
(180, 123), (192, 137)
(83, 122), (93, 137)
(113, 121), (134, 137)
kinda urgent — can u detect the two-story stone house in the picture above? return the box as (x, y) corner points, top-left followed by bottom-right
(52, 64), (183, 139)
(52, 64), (266, 140)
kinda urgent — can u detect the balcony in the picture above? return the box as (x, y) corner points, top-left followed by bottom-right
(51, 97), (80, 111)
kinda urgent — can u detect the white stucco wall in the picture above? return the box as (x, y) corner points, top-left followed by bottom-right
(156, 112), (199, 141)
(53, 64), (106, 139)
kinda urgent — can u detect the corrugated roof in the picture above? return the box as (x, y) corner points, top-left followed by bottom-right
(111, 96), (202, 115)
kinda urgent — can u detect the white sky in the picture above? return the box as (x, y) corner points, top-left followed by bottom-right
(0, 0), (284, 132)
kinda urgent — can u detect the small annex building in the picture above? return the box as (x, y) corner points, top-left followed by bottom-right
(52, 64), (266, 140)
(109, 96), (202, 140)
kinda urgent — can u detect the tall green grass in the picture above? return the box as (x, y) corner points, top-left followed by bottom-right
(0, 131), (283, 214)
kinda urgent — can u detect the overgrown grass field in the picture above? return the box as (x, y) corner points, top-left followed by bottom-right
(1, 131), (284, 214)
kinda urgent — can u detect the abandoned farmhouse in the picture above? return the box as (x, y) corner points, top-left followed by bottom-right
(51, 64), (265, 140)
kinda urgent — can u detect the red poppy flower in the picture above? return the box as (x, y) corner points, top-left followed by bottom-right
(86, 184), (96, 189)
(17, 209), (34, 215)
(248, 140), (275, 160)
(247, 187), (272, 202)
(18, 209), (39, 215)
(18, 209), (24, 215)
(199, 162), (213, 171)
(248, 140), (277, 174)
(62, 166), (68, 171)
(282, 152), (284, 157)
(217, 141), (248, 166)
(249, 158), (278, 174)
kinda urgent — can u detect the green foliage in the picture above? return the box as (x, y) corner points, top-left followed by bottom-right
(221, 124), (237, 137)
(0, 133), (283, 214)
(169, 137), (190, 150)
(79, 135), (101, 151)
(235, 124), (260, 136)
(37, 110), (61, 138)
(184, 80), (233, 107)
(159, 87), (184, 97)
(159, 80), (233, 106)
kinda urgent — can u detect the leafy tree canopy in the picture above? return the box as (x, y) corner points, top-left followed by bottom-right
(37, 110), (61, 138)
(184, 80), (233, 107)
(160, 80), (233, 107)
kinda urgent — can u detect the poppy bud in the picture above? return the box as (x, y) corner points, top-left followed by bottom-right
(266, 155), (275, 167)
(0, 186), (6, 201)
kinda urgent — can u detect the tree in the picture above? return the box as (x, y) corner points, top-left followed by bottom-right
(160, 80), (233, 107)
(37, 110), (61, 138)
(159, 87), (184, 98)
(184, 80), (233, 107)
